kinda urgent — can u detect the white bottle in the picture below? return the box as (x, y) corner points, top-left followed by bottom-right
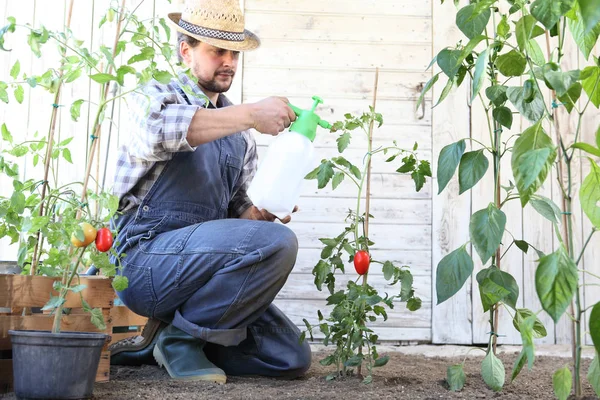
(248, 96), (332, 219)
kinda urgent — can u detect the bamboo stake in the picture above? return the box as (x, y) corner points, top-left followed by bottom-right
(357, 67), (379, 377)
(78, 0), (126, 218)
(30, 0), (75, 276)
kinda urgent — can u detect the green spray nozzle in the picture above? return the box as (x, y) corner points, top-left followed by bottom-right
(288, 96), (332, 142)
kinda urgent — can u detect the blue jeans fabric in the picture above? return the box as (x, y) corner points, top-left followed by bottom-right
(113, 212), (311, 378)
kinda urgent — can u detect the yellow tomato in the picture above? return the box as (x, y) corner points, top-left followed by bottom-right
(70, 222), (97, 248)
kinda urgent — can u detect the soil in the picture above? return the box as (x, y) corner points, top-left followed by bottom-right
(2, 351), (598, 399)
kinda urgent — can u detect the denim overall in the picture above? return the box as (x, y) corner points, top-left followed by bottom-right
(112, 93), (311, 378)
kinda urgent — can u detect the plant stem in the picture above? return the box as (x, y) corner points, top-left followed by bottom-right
(579, 269), (600, 281)
(576, 229), (597, 266)
(51, 247), (85, 334)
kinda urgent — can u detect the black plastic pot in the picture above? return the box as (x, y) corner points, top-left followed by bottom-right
(8, 330), (107, 400)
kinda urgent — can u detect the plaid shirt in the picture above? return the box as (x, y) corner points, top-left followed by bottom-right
(113, 71), (256, 217)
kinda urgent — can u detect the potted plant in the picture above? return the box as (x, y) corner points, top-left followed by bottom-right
(0, 1), (182, 397)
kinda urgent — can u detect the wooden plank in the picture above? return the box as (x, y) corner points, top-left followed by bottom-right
(292, 248), (431, 275)
(244, 68), (431, 100)
(274, 299), (431, 328)
(110, 306), (147, 328)
(302, 325), (432, 343)
(430, 0), (472, 344)
(290, 221), (431, 251)
(299, 172), (431, 200)
(0, 312), (110, 350)
(245, 0), (432, 18)
(292, 197), (431, 225)
(96, 350), (110, 383)
(279, 273), (431, 303)
(247, 13), (431, 44)
(0, 275), (114, 308)
(245, 41), (431, 72)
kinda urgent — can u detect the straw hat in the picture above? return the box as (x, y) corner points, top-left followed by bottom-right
(168, 0), (260, 52)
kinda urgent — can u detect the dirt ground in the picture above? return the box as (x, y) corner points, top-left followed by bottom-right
(95, 351), (597, 399)
(2, 351), (597, 399)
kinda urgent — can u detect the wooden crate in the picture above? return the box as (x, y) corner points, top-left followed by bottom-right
(0, 274), (147, 393)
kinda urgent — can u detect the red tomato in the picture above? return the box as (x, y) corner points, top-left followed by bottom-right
(353, 250), (370, 275)
(95, 227), (113, 252)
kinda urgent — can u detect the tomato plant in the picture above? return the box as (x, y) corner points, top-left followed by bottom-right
(302, 107), (427, 383)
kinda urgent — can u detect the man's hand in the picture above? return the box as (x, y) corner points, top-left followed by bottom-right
(240, 205), (298, 224)
(249, 97), (297, 136)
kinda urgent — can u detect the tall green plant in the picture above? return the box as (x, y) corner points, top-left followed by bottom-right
(421, 0), (600, 397)
(302, 108), (429, 383)
(0, 1), (190, 332)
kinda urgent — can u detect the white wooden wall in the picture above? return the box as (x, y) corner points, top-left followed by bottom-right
(1, 0), (598, 345)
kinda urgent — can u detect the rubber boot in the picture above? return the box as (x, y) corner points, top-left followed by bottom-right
(153, 324), (226, 384)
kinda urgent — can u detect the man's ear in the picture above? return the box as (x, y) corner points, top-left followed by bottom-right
(179, 41), (191, 66)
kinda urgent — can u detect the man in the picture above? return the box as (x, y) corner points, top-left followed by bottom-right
(109, 0), (311, 384)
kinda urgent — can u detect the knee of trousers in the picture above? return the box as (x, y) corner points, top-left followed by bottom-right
(265, 224), (298, 275)
(282, 337), (312, 379)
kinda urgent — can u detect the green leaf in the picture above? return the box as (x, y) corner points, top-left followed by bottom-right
(41, 295), (66, 311)
(553, 366), (572, 400)
(447, 364), (466, 391)
(89, 73), (117, 84)
(516, 15), (541, 51)
(511, 122), (556, 206)
(159, 18), (172, 41)
(10, 60), (20, 79)
(436, 245), (474, 304)
(470, 204), (507, 264)
(70, 284), (87, 293)
(1, 123), (13, 143)
(572, 142), (600, 157)
(407, 297), (422, 311)
(116, 65), (136, 86)
(62, 148), (72, 163)
(478, 277), (511, 312)
(90, 308), (107, 331)
(437, 49), (462, 78)
(515, 240), (530, 254)
(531, 0), (576, 30)
(112, 275), (129, 292)
(496, 50), (528, 77)
(486, 85), (508, 107)
(10, 191), (25, 214)
(545, 70), (581, 97)
(416, 73), (439, 110)
(477, 267), (519, 310)
(507, 86), (545, 122)
(527, 39), (547, 66)
(580, 159), (600, 228)
(13, 85), (23, 104)
(382, 261), (394, 281)
(153, 70), (172, 84)
(513, 308), (548, 338)
(591, 302), (600, 354)
(332, 172), (344, 190)
(568, 6), (600, 60)
(498, 15), (511, 37)
(458, 150), (489, 194)
(536, 246), (578, 323)
(492, 106), (513, 129)
(579, 0), (600, 33)
(582, 66), (600, 108)
(433, 76), (454, 108)
(596, 124), (600, 149)
(437, 139), (466, 194)
(530, 195), (562, 224)
(0, 85), (8, 103)
(326, 290), (345, 305)
(128, 46), (155, 64)
(472, 49), (489, 103)
(344, 354), (363, 367)
(456, 5), (491, 39)
(482, 351), (505, 392)
(70, 99), (85, 122)
(588, 353), (600, 397)
(511, 349), (528, 382)
(558, 82), (583, 113)
(373, 355), (389, 367)
(337, 132), (351, 153)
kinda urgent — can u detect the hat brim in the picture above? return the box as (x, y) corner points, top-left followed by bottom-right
(168, 13), (260, 52)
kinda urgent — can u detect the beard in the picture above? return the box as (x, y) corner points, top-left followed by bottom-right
(195, 66), (235, 93)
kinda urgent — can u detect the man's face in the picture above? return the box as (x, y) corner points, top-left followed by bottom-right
(181, 41), (240, 94)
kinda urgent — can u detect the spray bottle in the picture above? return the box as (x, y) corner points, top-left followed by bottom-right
(247, 96), (332, 219)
